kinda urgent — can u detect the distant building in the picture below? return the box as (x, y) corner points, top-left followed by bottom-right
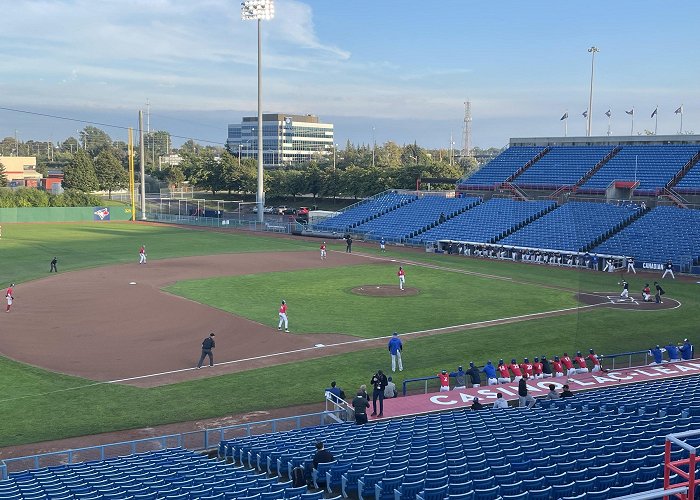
(227, 113), (334, 167)
(0, 156), (42, 187)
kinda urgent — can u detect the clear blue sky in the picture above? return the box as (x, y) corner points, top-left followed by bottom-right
(1, 0), (698, 149)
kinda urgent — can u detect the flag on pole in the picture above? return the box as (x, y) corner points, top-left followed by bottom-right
(605, 110), (611, 118)
(675, 106), (683, 114)
(625, 109), (634, 116)
(560, 112), (568, 120)
(651, 107), (658, 118)
(582, 110), (588, 118)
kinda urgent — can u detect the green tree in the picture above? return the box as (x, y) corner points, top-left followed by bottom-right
(81, 126), (113, 155)
(164, 164), (185, 188)
(95, 149), (128, 199)
(62, 150), (98, 192)
(0, 161), (7, 187)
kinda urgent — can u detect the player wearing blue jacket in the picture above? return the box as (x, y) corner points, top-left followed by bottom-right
(649, 345), (664, 365)
(680, 339), (693, 361)
(481, 360), (498, 386)
(665, 342), (681, 362)
(388, 332), (403, 372)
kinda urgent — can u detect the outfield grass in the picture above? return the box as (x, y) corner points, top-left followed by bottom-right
(0, 222), (316, 285)
(166, 264), (578, 337)
(0, 223), (698, 448)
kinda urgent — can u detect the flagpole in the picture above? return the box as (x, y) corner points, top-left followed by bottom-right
(607, 115), (611, 136)
(587, 46), (599, 137)
(681, 109), (683, 134)
(655, 107), (658, 135)
(631, 109), (634, 135)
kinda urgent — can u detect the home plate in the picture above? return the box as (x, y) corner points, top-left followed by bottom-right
(129, 282), (137, 285)
(314, 344), (325, 348)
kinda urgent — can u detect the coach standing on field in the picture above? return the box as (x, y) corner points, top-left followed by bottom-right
(197, 332), (215, 369)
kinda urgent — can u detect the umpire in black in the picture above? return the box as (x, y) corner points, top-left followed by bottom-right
(197, 332), (216, 369)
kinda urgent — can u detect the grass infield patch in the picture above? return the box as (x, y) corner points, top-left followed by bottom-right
(166, 263), (579, 338)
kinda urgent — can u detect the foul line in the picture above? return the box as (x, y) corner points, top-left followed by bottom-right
(104, 302), (604, 384)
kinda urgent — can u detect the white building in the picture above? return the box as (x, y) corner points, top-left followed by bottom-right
(227, 113), (334, 167)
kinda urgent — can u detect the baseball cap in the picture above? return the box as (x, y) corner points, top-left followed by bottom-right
(473, 397), (479, 402)
(458, 365), (463, 370)
(209, 332), (215, 337)
(441, 370), (447, 374)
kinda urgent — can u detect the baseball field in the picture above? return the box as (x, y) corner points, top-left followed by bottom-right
(0, 222), (698, 449)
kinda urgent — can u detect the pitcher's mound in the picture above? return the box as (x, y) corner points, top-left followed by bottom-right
(351, 285), (419, 297)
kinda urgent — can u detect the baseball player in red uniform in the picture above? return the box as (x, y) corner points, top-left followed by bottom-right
(5, 283), (15, 312)
(520, 358), (534, 378)
(438, 370), (450, 392)
(398, 266), (406, 290)
(277, 300), (289, 332)
(574, 351), (589, 374)
(509, 359), (522, 381)
(551, 356), (564, 377)
(497, 359), (511, 384)
(320, 242), (327, 260)
(532, 357), (543, 379)
(139, 244), (147, 264)
(561, 353), (576, 376)
(588, 349), (601, 373)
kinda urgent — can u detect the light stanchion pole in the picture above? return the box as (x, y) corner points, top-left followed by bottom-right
(242, 0), (275, 224)
(128, 127), (135, 221)
(587, 46), (599, 137)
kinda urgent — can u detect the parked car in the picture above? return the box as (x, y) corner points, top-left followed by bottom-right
(274, 206), (294, 215)
(252, 205), (274, 214)
(297, 206), (310, 221)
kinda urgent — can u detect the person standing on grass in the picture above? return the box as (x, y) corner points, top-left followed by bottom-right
(320, 241), (327, 260)
(5, 283), (15, 313)
(380, 237), (386, 252)
(196, 332), (215, 369)
(278, 300), (289, 332)
(139, 244), (147, 264)
(50, 257), (58, 273)
(345, 235), (353, 253)
(388, 332), (403, 372)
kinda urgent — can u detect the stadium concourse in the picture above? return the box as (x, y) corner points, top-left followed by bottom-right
(310, 135), (700, 277)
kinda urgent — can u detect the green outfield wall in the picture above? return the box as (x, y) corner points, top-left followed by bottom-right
(0, 206), (132, 223)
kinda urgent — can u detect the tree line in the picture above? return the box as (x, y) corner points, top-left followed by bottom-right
(2, 126), (504, 200)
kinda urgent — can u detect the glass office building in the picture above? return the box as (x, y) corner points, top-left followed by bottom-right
(227, 113), (334, 167)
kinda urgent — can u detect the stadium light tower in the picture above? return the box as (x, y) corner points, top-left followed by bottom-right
(586, 46), (599, 137)
(241, 0), (275, 223)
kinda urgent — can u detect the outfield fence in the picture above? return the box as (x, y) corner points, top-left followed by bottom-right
(0, 410), (344, 479)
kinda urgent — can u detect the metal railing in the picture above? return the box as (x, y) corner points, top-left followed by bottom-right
(664, 429), (700, 500)
(0, 409), (344, 479)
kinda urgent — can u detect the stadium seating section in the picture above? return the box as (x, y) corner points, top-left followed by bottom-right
(579, 145), (700, 194)
(594, 206), (700, 269)
(412, 199), (555, 245)
(218, 374), (700, 500)
(1, 447), (341, 500)
(675, 156), (700, 194)
(457, 144), (700, 194)
(513, 146), (613, 190)
(353, 196), (480, 242)
(457, 147), (544, 189)
(500, 202), (642, 252)
(315, 193), (418, 233)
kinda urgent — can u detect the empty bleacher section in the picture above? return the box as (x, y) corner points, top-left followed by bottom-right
(594, 206), (700, 271)
(674, 151), (700, 194)
(351, 195), (480, 242)
(500, 201), (642, 252)
(314, 192), (417, 233)
(513, 146), (614, 190)
(220, 374), (700, 500)
(413, 199), (555, 245)
(1, 447), (323, 500)
(457, 147), (544, 190)
(579, 145), (700, 194)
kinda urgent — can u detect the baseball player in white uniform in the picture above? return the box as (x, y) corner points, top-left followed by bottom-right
(278, 300), (289, 332)
(398, 266), (405, 290)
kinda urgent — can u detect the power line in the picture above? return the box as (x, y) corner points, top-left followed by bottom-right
(0, 106), (224, 146)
